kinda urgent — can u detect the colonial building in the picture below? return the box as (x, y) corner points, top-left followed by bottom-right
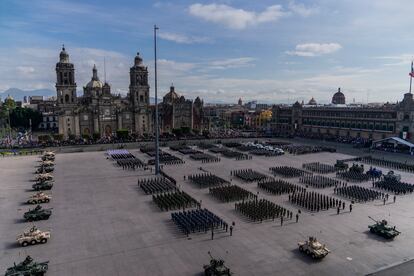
(55, 47), (151, 138)
(159, 85), (205, 133)
(271, 88), (414, 142)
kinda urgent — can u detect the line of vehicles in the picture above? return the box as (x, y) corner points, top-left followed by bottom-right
(244, 142), (285, 155)
(5, 151), (55, 276)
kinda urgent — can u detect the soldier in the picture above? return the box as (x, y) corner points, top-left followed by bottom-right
(229, 226), (233, 236)
(296, 213), (299, 223)
(393, 195), (396, 203)
(349, 204), (353, 213)
(280, 216), (284, 226)
(337, 206), (340, 215)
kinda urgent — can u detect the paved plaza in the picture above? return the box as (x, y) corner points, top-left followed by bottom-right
(1, 141), (414, 275)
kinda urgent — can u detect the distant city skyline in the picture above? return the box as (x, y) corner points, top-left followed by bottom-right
(1, 0), (414, 104)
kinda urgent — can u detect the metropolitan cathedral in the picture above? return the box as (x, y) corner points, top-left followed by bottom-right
(56, 47), (205, 138)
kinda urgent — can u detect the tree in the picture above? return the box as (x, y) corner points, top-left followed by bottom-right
(9, 107), (42, 131)
(116, 129), (129, 139)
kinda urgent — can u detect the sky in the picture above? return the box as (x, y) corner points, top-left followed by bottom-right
(0, 0), (414, 104)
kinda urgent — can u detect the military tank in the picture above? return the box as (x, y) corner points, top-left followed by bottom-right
(4, 256), (49, 276)
(298, 236), (330, 259)
(349, 163), (364, 174)
(32, 181), (53, 191)
(203, 252), (231, 276)
(334, 160), (349, 171)
(16, 226), (51, 247)
(23, 205), (52, 222)
(368, 216), (400, 239)
(27, 192), (51, 204)
(39, 160), (54, 167)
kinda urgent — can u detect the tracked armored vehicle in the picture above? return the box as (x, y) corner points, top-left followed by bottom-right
(298, 236), (330, 259)
(17, 226), (50, 247)
(5, 256), (49, 276)
(383, 171), (401, 182)
(27, 192), (51, 204)
(23, 205), (52, 222)
(203, 252), (231, 276)
(36, 166), (54, 174)
(334, 160), (348, 171)
(35, 173), (53, 182)
(368, 216), (400, 239)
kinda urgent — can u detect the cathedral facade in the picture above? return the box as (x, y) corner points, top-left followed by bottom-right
(55, 47), (152, 138)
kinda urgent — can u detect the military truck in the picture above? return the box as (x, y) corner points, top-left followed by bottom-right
(17, 226), (51, 247)
(27, 192), (51, 204)
(298, 237), (330, 259)
(23, 205), (52, 222)
(203, 252), (231, 276)
(5, 256), (49, 276)
(368, 216), (400, 239)
(32, 181), (53, 191)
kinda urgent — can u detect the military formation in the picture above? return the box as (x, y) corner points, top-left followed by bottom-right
(269, 166), (311, 178)
(138, 177), (177, 194)
(188, 173), (229, 188)
(359, 156), (414, 173)
(5, 151), (56, 275)
(289, 190), (343, 212)
(258, 178), (304, 195)
(231, 169), (268, 182)
(153, 191), (199, 211)
(190, 153), (221, 163)
(300, 175), (344, 188)
(335, 185), (382, 202)
(302, 162), (336, 174)
(336, 164), (370, 182)
(107, 149), (145, 169)
(373, 178), (414, 194)
(209, 185), (256, 202)
(235, 199), (292, 222)
(171, 208), (228, 237)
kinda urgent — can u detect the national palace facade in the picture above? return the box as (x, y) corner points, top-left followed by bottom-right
(271, 88), (414, 142)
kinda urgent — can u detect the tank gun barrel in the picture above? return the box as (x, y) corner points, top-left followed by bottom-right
(368, 216), (378, 223)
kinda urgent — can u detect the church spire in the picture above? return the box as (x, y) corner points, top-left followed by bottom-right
(92, 64), (99, 81)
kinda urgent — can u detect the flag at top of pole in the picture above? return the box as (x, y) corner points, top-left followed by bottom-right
(410, 61), (414, 78)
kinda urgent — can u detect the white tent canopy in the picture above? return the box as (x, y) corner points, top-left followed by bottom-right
(372, 137), (414, 153)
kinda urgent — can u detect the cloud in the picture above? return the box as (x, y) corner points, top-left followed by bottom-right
(16, 66), (35, 74)
(206, 57), (255, 70)
(159, 32), (211, 44)
(188, 3), (288, 30)
(286, 43), (342, 57)
(288, 0), (318, 17)
(375, 54), (414, 66)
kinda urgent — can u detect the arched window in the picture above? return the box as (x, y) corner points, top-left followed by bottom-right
(65, 94), (69, 103)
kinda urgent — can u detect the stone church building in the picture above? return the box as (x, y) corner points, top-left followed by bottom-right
(55, 46), (205, 138)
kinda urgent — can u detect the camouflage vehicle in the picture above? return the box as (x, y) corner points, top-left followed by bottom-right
(36, 166), (54, 174)
(39, 160), (54, 167)
(17, 226), (51, 247)
(383, 171), (401, 182)
(349, 163), (364, 174)
(4, 256), (49, 276)
(203, 252), (231, 276)
(298, 236), (330, 259)
(32, 181), (53, 191)
(368, 216), (400, 239)
(334, 160), (349, 171)
(41, 154), (55, 161)
(23, 205), (52, 222)
(27, 192), (51, 204)
(35, 173), (53, 182)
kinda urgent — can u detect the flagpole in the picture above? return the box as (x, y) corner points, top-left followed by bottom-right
(154, 25), (160, 175)
(410, 61), (413, 94)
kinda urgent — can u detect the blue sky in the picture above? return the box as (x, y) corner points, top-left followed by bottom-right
(0, 0), (413, 103)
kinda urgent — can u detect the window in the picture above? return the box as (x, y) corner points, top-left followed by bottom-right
(65, 94), (69, 103)
(140, 95), (144, 102)
(83, 115), (88, 121)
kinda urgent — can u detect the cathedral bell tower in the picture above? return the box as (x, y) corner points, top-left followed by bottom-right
(129, 52), (150, 134)
(56, 45), (77, 107)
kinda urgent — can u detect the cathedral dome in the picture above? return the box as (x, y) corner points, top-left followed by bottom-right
(332, 88), (345, 104)
(86, 65), (103, 89)
(308, 97), (317, 105)
(163, 85), (179, 103)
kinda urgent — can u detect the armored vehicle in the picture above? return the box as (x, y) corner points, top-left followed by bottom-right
(349, 163), (364, 174)
(368, 216), (400, 239)
(36, 166), (54, 174)
(383, 171), (401, 182)
(39, 160), (54, 167)
(23, 205), (52, 222)
(334, 160), (348, 171)
(366, 167), (382, 178)
(32, 181), (53, 191)
(203, 252), (231, 276)
(298, 236), (330, 259)
(27, 192), (51, 204)
(5, 256), (49, 276)
(17, 226), (50, 247)
(35, 173), (53, 182)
